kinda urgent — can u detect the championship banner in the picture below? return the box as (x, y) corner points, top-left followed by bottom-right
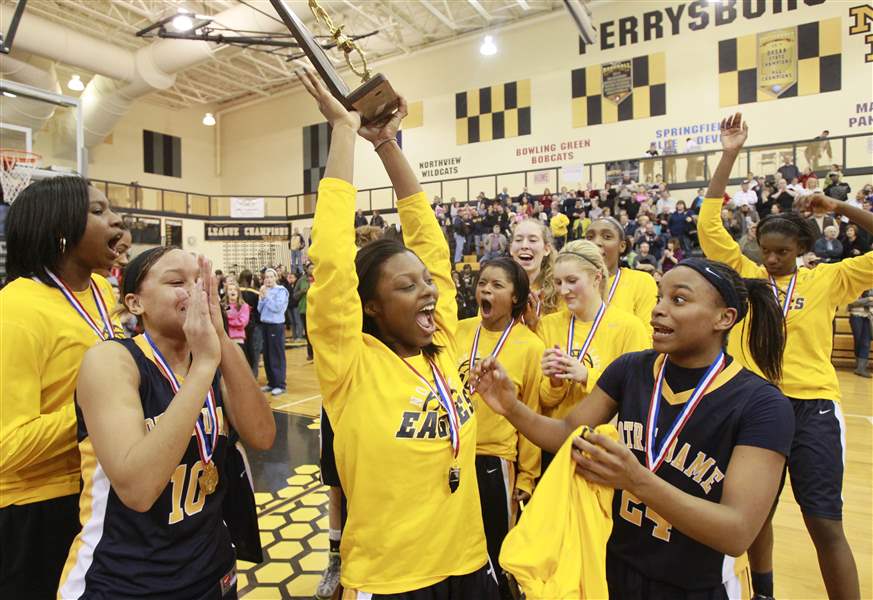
(718, 17), (841, 107)
(602, 59), (633, 105)
(205, 223), (291, 241)
(571, 52), (666, 128)
(757, 27), (797, 97)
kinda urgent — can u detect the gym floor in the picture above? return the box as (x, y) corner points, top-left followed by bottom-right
(238, 346), (873, 599)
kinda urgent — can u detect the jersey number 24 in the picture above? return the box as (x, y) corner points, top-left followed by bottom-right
(619, 490), (673, 542)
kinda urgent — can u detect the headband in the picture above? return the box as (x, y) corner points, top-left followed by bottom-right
(592, 216), (626, 239)
(558, 250), (603, 271)
(678, 258), (747, 322)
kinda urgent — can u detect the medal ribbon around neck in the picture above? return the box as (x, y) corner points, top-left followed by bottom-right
(43, 269), (115, 340)
(468, 318), (516, 394)
(768, 270), (798, 318)
(469, 318), (516, 373)
(402, 358), (461, 459)
(645, 351), (726, 472)
(606, 269), (622, 305)
(567, 302), (606, 363)
(144, 332), (219, 465)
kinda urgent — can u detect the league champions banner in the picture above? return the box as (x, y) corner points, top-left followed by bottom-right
(757, 27), (798, 98)
(601, 59), (633, 105)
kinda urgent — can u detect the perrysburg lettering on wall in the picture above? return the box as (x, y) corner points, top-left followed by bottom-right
(579, 0), (828, 54)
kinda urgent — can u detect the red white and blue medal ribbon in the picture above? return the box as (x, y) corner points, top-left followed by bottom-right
(769, 270), (798, 318)
(469, 318), (516, 372)
(144, 332), (218, 465)
(43, 269), (115, 340)
(645, 351), (726, 472)
(606, 269), (622, 305)
(567, 302), (606, 363)
(402, 358), (460, 459)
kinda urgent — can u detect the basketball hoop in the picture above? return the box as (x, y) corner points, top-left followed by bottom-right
(0, 148), (40, 203)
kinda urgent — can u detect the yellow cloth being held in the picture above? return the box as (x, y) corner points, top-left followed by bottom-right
(500, 424), (616, 600)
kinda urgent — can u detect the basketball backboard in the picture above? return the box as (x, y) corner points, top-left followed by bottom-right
(0, 0), (27, 54)
(0, 78), (85, 179)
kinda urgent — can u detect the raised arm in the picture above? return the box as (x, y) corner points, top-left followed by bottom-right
(297, 70), (365, 399)
(699, 114), (758, 273)
(803, 194), (873, 238)
(360, 99), (457, 339)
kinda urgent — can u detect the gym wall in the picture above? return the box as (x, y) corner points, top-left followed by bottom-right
(215, 0), (872, 198)
(59, 1), (871, 214)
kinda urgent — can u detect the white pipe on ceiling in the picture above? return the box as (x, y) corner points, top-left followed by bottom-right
(0, 54), (60, 133)
(1, 2), (290, 148)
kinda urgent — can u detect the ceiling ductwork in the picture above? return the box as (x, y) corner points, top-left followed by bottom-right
(0, 3), (287, 149)
(0, 54), (60, 133)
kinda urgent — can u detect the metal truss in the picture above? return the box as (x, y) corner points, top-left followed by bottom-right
(16, 0), (563, 108)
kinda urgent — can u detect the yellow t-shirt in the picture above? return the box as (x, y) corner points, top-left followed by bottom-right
(551, 213), (570, 237)
(500, 424), (616, 599)
(456, 317), (545, 494)
(0, 274), (119, 506)
(537, 305), (650, 419)
(607, 267), (658, 336)
(699, 197), (873, 400)
(308, 178), (487, 594)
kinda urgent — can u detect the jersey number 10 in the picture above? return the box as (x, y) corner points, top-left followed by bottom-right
(619, 490), (673, 542)
(168, 462), (207, 525)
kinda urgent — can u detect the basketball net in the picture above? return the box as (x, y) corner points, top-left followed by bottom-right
(0, 148), (40, 203)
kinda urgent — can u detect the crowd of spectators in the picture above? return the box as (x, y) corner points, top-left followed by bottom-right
(210, 155), (873, 379)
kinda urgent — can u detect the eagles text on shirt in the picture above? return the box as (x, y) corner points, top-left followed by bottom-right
(395, 386), (475, 440)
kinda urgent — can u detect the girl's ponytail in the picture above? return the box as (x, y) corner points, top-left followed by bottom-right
(741, 278), (786, 383)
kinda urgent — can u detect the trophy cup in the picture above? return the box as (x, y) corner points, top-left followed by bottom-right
(270, 0), (399, 124)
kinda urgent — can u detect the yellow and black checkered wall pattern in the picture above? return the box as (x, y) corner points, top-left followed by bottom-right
(455, 80), (531, 145)
(718, 17), (841, 106)
(570, 52), (666, 128)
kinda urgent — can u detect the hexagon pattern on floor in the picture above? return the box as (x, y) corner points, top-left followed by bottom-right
(237, 464), (331, 599)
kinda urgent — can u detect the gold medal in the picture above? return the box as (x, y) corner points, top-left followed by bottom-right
(200, 461), (219, 495)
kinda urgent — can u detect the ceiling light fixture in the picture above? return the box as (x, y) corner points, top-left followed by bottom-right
(172, 9), (195, 32)
(67, 74), (85, 91)
(202, 112), (216, 126)
(480, 35), (497, 56)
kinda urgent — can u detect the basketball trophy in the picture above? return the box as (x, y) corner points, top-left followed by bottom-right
(269, 0), (399, 124)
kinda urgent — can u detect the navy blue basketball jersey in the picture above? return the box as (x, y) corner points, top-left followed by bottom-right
(596, 350), (793, 590)
(59, 336), (236, 599)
